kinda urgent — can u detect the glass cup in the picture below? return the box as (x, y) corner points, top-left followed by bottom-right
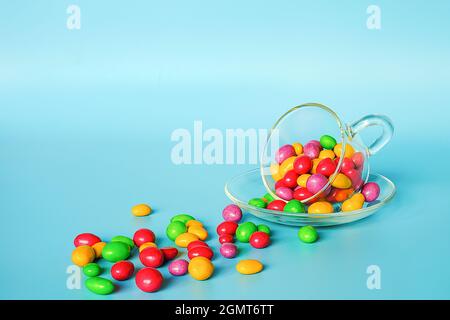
(260, 103), (394, 204)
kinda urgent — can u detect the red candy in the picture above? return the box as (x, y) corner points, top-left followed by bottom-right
(187, 240), (209, 251)
(73, 233), (101, 247)
(316, 158), (337, 177)
(160, 247), (178, 261)
(335, 157), (355, 174)
(275, 180), (288, 190)
(293, 155), (313, 175)
(351, 152), (365, 170)
(188, 246), (214, 260)
(219, 234), (234, 244)
(139, 247), (165, 268)
(216, 221), (238, 236)
(344, 169), (363, 189)
(249, 232), (271, 249)
(283, 170), (299, 189)
(111, 261), (135, 281)
(293, 187), (314, 202)
(133, 228), (156, 247)
(135, 268), (164, 293)
(267, 200), (286, 211)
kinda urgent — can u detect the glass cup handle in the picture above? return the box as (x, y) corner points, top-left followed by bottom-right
(348, 114), (394, 156)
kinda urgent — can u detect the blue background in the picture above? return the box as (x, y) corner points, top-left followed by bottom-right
(1, 0), (449, 299)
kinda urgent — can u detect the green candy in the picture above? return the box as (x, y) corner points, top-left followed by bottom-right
(111, 235), (135, 249)
(248, 198), (267, 209)
(236, 222), (258, 243)
(171, 214), (195, 225)
(263, 193), (275, 203)
(85, 277), (114, 295)
(284, 200), (306, 213)
(102, 242), (131, 262)
(257, 224), (271, 235)
(298, 226), (319, 244)
(166, 221), (187, 241)
(83, 263), (102, 277)
(320, 135), (337, 150)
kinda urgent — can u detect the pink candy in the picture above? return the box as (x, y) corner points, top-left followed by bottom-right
(303, 143), (321, 159)
(168, 259), (189, 276)
(306, 174), (328, 194)
(220, 243), (238, 259)
(276, 187), (294, 201)
(275, 145), (296, 164)
(222, 204), (242, 223)
(362, 182), (380, 202)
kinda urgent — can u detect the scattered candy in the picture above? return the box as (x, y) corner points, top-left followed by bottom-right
(166, 221), (187, 241)
(133, 229), (156, 247)
(257, 224), (271, 235)
(175, 232), (199, 248)
(171, 214), (196, 225)
(222, 204), (243, 223)
(135, 268), (164, 292)
(92, 242), (106, 258)
(83, 263), (102, 277)
(187, 226), (208, 241)
(298, 226), (319, 243)
(342, 193), (365, 212)
(218, 234), (234, 244)
(160, 247), (179, 261)
(187, 240), (209, 251)
(111, 261), (135, 281)
(236, 260), (263, 275)
(139, 247), (165, 268)
(168, 259), (189, 276)
(188, 257), (214, 281)
(188, 245), (214, 260)
(236, 222), (257, 243)
(72, 245), (95, 267)
(85, 277), (114, 295)
(249, 232), (271, 249)
(102, 242), (131, 262)
(111, 235), (135, 249)
(216, 221), (238, 236)
(131, 204), (152, 217)
(220, 243), (238, 259)
(139, 242), (157, 252)
(74, 233), (101, 247)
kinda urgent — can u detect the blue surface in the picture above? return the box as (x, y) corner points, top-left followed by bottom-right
(1, 0), (450, 299)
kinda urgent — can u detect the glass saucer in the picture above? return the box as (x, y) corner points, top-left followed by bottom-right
(225, 168), (396, 227)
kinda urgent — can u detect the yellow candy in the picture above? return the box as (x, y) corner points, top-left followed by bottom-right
(236, 260), (264, 275)
(188, 226), (208, 241)
(342, 193), (365, 212)
(319, 149), (336, 160)
(131, 204), (152, 217)
(297, 174), (311, 188)
(175, 232), (199, 248)
(270, 163), (283, 182)
(292, 143), (303, 155)
(311, 158), (321, 174)
(308, 201), (334, 214)
(279, 156), (297, 177)
(331, 173), (352, 189)
(139, 242), (157, 252)
(72, 245), (95, 267)
(186, 220), (203, 228)
(92, 242), (106, 259)
(334, 143), (355, 158)
(188, 257), (214, 280)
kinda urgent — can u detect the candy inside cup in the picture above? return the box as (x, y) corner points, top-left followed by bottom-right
(260, 103), (370, 205)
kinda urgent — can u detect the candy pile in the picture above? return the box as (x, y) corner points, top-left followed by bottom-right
(249, 135), (381, 213)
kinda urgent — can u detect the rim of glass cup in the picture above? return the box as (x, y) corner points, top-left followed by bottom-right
(260, 102), (349, 203)
(225, 168), (396, 218)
